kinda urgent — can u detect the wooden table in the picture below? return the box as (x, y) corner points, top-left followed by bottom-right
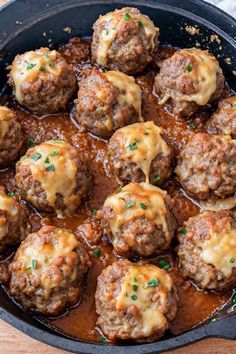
(0, 0), (236, 353)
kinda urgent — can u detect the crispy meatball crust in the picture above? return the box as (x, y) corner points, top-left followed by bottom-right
(100, 182), (176, 256)
(75, 68), (142, 138)
(175, 133), (236, 200)
(155, 48), (225, 117)
(8, 48), (76, 115)
(177, 211), (236, 291)
(95, 259), (178, 342)
(0, 187), (30, 253)
(9, 226), (90, 315)
(108, 121), (172, 185)
(0, 106), (24, 167)
(15, 140), (91, 218)
(92, 7), (159, 74)
(206, 96), (236, 138)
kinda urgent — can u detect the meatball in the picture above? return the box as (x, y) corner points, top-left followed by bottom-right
(0, 106), (24, 167)
(15, 140), (91, 218)
(75, 68), (142, 138)
(175, 133), (236, 200)
(177, 211), (236, 290)
(108, 121), (172, 185)
(8, 48), (76, 114)
(206, 96), (236, 138)
(95, 259), (178, 341)
(155, 48), (225, 117)
(100, 182), (176, 256)
(0, 187), (30, 252)
(9, 225), (90, 315)
(91, 7), (159, 75)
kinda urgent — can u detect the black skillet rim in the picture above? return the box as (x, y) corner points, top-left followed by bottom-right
(0, 0), (236, 353)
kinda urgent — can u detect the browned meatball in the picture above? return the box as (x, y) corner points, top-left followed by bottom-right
(177, 211), (236, 291)
(175, 133), (236, 199)
(0, 187), (30, 252)
(206, 96), (236, 138)
(99, 182), (176, 256)
(0, 106), (24, 167)
(108, 121), (172, 185)
(9, 225), (90, 315)
(95, 259), (178, 342)
(15, 140), (91, 218)
(8, 48), (76, 114)
(91, 7), (159, 75)
(155, 48), (225, 117)
(75, 68), (142, 138)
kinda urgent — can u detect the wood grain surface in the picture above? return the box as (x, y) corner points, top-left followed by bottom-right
(0, 0), (235, 353)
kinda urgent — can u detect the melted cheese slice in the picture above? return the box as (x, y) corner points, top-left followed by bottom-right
(19, 140), (78, 218)
(0, 189), (19, 239)
(16, 228), (79, 294)
(0, 106), (13, 144)
(11, 48), (63, 104)
(198, 222), (236, 277)
(112, 121), (170, 182)
(103, 182), (170, 247)
(94, 8), (159, 66)
(116, 263), (173, 336)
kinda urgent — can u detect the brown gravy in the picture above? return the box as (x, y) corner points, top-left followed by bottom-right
(0, 38), (235, 344)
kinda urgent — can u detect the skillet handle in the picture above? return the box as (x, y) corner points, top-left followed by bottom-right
(206, 315), (236, 340)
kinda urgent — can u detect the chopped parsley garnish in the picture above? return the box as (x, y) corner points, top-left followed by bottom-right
(186, 65), (192, 72)
(128, 141), (138, 151)
(152, 175), (160, 183)
(211, 318), (216, 323)
(188, 123), (197, 130)
(32, 259), (37, 269)
(159, 259), (170, 270)
(181, 229), (187, 235)
(44, 53), (50, 59)
(132, 284), (138, 291)
(7, 191), (15, 197)
(46, 164), (55, 171)
(105, 30), (109, 35)
(92, 208), (97, 216)
(115, 187), (122, 194)
(133, 277), (137, 282)
(131, 294), (137, 300)
(44, 156), (50, 164)
(232, 295), (236, 304)
(140, 202), (147, 210)
(147, 278), (159, 287)
(99, 334), (108, 343)
(39, 66), (46, 72)
(53, 139), (65, 143)
(230, 258), (235, 263)
(138, 20), (144, 27)
(49, 150), (60, 156)
(125, 200), (135, 208)
(25, 61), (36, 70)
(123, 13), (131, 21)
(31, 152), (42, 161)
(27, 138), (36, 147)
(25, 266), (32, 270)
(93, 248), (101, 257)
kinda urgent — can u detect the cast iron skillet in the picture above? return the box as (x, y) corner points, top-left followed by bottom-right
(0, 0), (236, 353)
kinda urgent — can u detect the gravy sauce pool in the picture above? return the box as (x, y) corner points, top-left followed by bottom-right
(0, 38), (234, 343)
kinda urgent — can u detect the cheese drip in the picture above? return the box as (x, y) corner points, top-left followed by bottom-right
(103, 182), (170, 246)
(198, 222), (236, 278)
(116, 263), (173, 336)
(11, 48), (62, 104)
(94, 8), (159, 66)
(16, 228), (78, 294)
(0, 106), (13, 145)
(19, 140), (78, 218)
(113, 121), (170, 182)
(0, 189), (19, 239)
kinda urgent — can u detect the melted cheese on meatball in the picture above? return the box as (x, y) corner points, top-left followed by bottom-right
(199, 222), (236, 277)
(10, 48), (63, 104)
(103, 182), (170, 246)
(15, 228), (79, 293)
(111, 121), (170, 182)
(19, 140), (78, 218)
(116, 263), (173, 336)
(94, 8), (159, 66)
(0, 189), (19, 239)
(0, 106), (13, 144)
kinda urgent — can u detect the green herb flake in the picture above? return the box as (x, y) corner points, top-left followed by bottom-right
(147, 278), (159, 287)
(44, 156), (50, 164)
(125, 201), (135, 208)
(232, 295), (236, 304)
(39, 66), (46, 72)
(49, 150), (60, 157)
(123, 13), (131, 21)
(25, 61), (36, 70)
(32, 259), (37, 269)
(188, 123), (197, 130)
(186, 65), (193, 72)
(92, 208), (97, 216)
(152, 175), (160, 183)
(159, 259), (170, 270)
(44, 256), (47, 262)
(140, 202), (147, 210)
(115, 187), (122, 194)
(181, 229), (187, 235)
(132, 284), (138, 291)
(93, 249), (101, 257)
(27, 138), (36, 147)
(99, 335), (108, 343)
(138, 20), (144, 27)
(211, 318), (216, 323)
(44, 53), (50, 59)
(131, 294), (137, 300)
(133, 277), (137, 282)
(25, 266), (32, 270)
(53, 139), (65, 143)
(7, 191), (15, 197)
(46, 164), (55, 172)
(31, 152), (42, 161)
(105, 30), (109, 35)
(230, 258), (235, 263)
(128, 141), (138, 151)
